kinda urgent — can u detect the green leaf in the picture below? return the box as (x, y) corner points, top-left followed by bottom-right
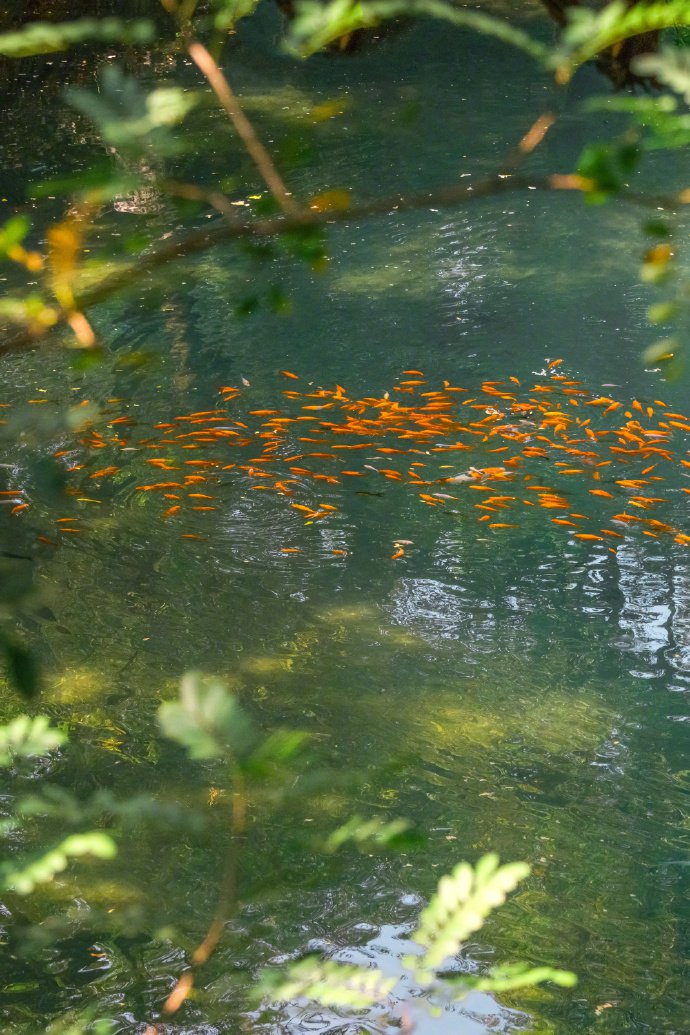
(586, 94), (690, 152)
(286, 0), (549, 62)
(32, 162), (139, 204)
(324, 813), (419, 853)
(0, 714), (64, 766)
(0, 215), (29, 255)
(65, 66), (199, 159)
(158, 671), (258, 761)
(635, 46), (690, 103)
(1, 832), (117, 895)
(279, 226), (327, 267)
(474, 962), (578, 993)
(411, 854), (530, 974)
(647, 301), (678, 324)
(0, 17), (155, 58)
(214, 0), (262, 30)
(286, 0), (380, 56)
(258, 956), (396, 1009)
(243, 728), (309, 778)
(0, 293), (58, 329)
(576, 140), (640, 202)
(439, 961), (577, 999)
(556, 1), (690, 76)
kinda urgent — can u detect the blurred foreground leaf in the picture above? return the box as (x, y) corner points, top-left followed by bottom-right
(262, 853), (576, 1021)
(0, 714), (64, 766)
(286, 0), (549, 61)
(1, 832), (117, 894)
(214, 0), (263, 29)
(324, 813), (421, 853)
(259, 956), (396, 1009)
(0, 17), (155, 58)
(65, 67), (199, 159)
(158, 671), (258, 761)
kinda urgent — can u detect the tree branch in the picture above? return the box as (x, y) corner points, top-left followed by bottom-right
(2, 171), (685, 358)
(185, 39), (300, 216)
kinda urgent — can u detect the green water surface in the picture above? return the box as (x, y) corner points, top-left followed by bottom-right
(2, 6), (690, 1033)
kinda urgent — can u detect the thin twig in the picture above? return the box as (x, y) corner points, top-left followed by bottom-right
(186, 39), (300, 216)
(502, 109), (558, 173)
(144, 778), (248, 1034)
(161, 178), (244, 223)
(1, 171), (684, 358)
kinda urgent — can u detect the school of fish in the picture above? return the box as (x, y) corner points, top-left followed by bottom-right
(7, 359), (690, 559)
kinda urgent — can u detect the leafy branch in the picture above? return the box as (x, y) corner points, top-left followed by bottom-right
(162, 0), (301, 215)
(286, 0), (552, 62)
(555, 0), (690, 80)
(148, 673), (309, 1028)
(259, 853), (576, 1022)
(0, 171), (575, 358)
(1, 832), (117, 895)
(6, 161), (690, 360)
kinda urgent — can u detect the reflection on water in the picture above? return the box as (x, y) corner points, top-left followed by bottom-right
(436, 214), (505, 334)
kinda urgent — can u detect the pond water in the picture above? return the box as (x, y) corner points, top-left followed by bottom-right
(2, 6), (690, 1034)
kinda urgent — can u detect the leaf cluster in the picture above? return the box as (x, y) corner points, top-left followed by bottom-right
(0, 714), (65, 767)
(0, 17), (155, 59)
(260, 853), (576, 1019)
(555, 1), (690, 75)
(286, 0), (550, 62)
(1, 831), (117, 895)
(65, 66), (200, 160)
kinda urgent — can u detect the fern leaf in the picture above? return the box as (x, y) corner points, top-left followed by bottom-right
(260, 956), (396, 1009)
(412, 854), (529, 973)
